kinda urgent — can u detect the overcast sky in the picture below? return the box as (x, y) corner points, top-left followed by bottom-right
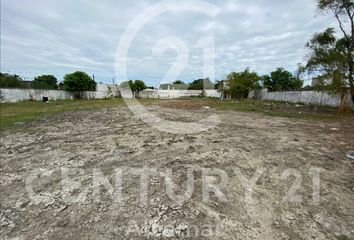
(0, 0), (339, 86)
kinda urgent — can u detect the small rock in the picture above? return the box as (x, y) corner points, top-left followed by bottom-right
(151, 222), (159, 234)
(162, 227), (174, 237)
(176, 223), (188, 231)
(54, 218), (69, 227)
(187, 146), (196, 152)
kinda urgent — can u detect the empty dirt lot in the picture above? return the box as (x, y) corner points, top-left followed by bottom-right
(1, 100), (354, 239)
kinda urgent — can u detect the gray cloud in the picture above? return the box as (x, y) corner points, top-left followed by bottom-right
(1, 0), (339, 86)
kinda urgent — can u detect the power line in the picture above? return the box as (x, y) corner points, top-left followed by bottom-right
(2, 6), (112, 63)
(1, 6), (115, 80)
(1, 33), (114, 82)
(1, 18), (111, 69)
(1, 18), (76, 49)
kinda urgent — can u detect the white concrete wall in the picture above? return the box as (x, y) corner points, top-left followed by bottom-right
(139, 89), (221, 99)
(204, 90), (222, 98)
(0, 86), (221, 102)
(94, 84), (120, 98)
(0, 88), (73, 102)
(0, 83), (120, 102)
(248, 89), (353, 107)
(157, 90), (202, 99)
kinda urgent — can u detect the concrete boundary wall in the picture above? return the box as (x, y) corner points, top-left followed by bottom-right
(248, 89), (353, 108)
(0, 86), (222, 102)
(140, 89), (221, 99)
(0, 84), (120, 103)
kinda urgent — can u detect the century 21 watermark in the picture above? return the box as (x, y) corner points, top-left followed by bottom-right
(25, 167), (321, 206)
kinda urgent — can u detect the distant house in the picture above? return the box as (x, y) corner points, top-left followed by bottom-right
(216, 80), (231, 99)
(218, 80), (230, 90)
(159, 83), (190, 90)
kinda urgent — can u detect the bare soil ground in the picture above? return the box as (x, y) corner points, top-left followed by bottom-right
(1, 101), (353, 239)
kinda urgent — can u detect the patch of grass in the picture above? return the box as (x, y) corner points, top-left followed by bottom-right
(0, 98), (161, 130)
(1, 97), (352, 130)
(196, 98), (353, 120)
(0, 98), (123, 130)
(156, 97), (353, 120)
(336, 235), (352, 240)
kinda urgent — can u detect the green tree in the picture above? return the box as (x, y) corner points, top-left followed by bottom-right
(188, 79), (203, 90)
(214, 80), (221, 90)
(133, 80), (147, 98)
(0, 73), (28, 88)
(128, 80), (136, 92)
(227, 69), (260, 98)
(63, 71), (96, 98)
(31, 75), (58, 89)
(58, 82), (64, 90)
(119, 81), (131, 89)
(123, 80), (147, 98)
(306, 28), (351, 110)
(263, 68), (303, 91)
(172, 80), (185, 84)
(315, 0), (354, 103)
(134, 80), (147, 92)
(188, 78), (214, 90)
